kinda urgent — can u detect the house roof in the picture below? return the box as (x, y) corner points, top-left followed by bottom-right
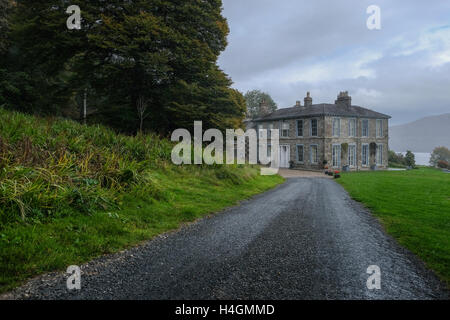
(252, 103), (391, 122)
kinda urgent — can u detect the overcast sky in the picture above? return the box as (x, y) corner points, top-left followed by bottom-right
(218, 0), (450, 125)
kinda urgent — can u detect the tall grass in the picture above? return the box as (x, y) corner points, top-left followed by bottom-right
(0, 108), (257, 227)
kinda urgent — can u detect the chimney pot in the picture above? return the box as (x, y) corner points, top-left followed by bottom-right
(304, 91), (312, 107)
(296, 100), (301, 107)
(335, 90), (352, 107)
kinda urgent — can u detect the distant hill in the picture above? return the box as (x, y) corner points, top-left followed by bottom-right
(389, 113), (450, 152)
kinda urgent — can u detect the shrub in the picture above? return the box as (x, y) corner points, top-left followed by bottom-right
(405, 150), (416, 168)
(430, 146), (450, 167)
(437, 160), (449, 169)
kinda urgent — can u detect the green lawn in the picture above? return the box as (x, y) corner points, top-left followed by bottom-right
(337, 168), (450, 286)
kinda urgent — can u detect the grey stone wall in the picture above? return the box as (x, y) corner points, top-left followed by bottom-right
(256, 115), (389, 171)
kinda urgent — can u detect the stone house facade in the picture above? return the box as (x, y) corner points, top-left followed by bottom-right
(247, 92), (391, 171)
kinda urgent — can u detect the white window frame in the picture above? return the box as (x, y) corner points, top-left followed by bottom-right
(332, 117), (341, 137)
(310, 144), (318, 164)
(348, 118), (356, 137)
(376, 119), (383, 138)
(296, 119), (304, 137)
(362, 143), (369, 167)
(348, 144), (356, 167)
(362, 119), (369, 137)
(280, 120), (290, 138)
(332, 144), (341, 168)
(296, 144), (304, 163)
(376, 143), (383, 165)
(310, 118), (318, 137)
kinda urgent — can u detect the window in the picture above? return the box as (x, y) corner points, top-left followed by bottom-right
(296, 120), (304, 137)
(362, 119), (369, 137)
(332, 118), (341, 137)
(348, 144), (356, 167)
(257, 124), (265, 139)
(281, 121), (290, 137)
(376, 144), (383, 165)
(362, 144), (369, 166)
(376, 119), (383, 137)
(310, 119), (318, 137)
(267, 144), (272, 159)
(268, 123), (274, 139)
(296, 144), (304, 163)
(332, 145), (341, 168)
(348, 118), (356, 137)
(310, 145), (318, 164)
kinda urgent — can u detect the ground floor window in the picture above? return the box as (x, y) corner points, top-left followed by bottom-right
(348, 144), (356, 167)
(376, 144), (383, 165)
(310, 145), (318, 164)
(296, 144), (304, 163)
(267, 144), (272, 159)
(332, 144), (341, 168)
(362, 144), (369, 166)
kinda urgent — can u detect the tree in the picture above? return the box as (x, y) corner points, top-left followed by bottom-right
(244, 90), (277, 119)
(0, 0), (12, 53)
(405, 150), (416, 168)
(430, 146), (450, 167)
(136, 95), (150, 134)
(388, 150), (406, 167)
(4, 0), (245, 134)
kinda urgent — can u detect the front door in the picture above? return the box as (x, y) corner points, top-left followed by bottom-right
(279, 145), (290, 168)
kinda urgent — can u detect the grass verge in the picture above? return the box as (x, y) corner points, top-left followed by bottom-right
(0, 108), (284, 293)
(337, 168), (450, 286)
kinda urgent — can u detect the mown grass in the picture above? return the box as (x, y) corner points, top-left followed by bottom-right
(0, 108), (284, 293)
(337, 168), (450, 286)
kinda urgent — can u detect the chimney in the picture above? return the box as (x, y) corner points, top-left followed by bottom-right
(295, 100), (301, 107)
(335, 91), (352, 107)
(304, 92), (312, 107)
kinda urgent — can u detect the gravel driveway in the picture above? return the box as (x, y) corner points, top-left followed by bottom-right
(3, 178), (448, 300)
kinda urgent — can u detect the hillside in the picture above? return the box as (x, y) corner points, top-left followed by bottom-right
(389, 113), (450, 152)
(0, 108), (284, 292)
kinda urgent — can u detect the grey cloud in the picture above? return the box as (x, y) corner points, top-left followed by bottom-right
(219, 0), (450, 124)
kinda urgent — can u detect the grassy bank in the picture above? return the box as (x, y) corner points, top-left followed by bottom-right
(337, 168), (450, 286)
(0, 108), (284, 293)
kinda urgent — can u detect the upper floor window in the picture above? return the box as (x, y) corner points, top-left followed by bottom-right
(296, 120), (304, 137)
(362, 119), (369, 137)
(332, 118), (341, 137)
(257, 124), (264, 139)
(310, 119), (318, 137)
(376, 119), (383, 137)
(281, 121), (290, 138)
(268, 123), (274, 139)
(348, 118), (356, 137)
